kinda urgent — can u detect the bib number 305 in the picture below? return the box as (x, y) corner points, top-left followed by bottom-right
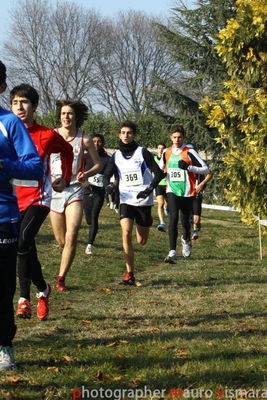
(168, 168), (184, 182)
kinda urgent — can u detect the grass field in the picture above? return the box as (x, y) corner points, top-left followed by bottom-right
(1, 203), (267, 400)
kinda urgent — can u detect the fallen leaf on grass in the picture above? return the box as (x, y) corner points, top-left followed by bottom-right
(88, 343), (98, 349)
(47, 367), (61, 373)
(134, 344), (142, 354)
(247, 326), (259, 333)
(113, 376), (122, 381)
(167, 322), (184, 328)
(6, 376), (29, 383)
(81, 320), (91, 325)
(61, 355), (73, 362)
(116, 353), (128, 358)
(171, 299), (180, 306)
(127, 290), (136, 297)
(95, 370), (103, 380)
(97, 288), (112, 294)
(95, 370), (111, 381)
(127, 320), (140, 325)
(175, 347), (188, 357)
(106, 340), (129, 347)
(133, 378), (142, 386)
(148, 327), (160, 332)
(107, 341), (119, 348)
(2, 392), (15, 400)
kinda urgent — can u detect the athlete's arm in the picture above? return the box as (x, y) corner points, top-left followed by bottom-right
(143, 148), (165, 189)
(159, 149), (166, 170)
(195, 171), (213, 194)
(1, 115), (43, 181)
(103, 153), (119, 188)
(187, 149), (210, 175)
(77, 134), (102, 183)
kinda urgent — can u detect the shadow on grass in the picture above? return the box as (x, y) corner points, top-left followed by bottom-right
(9, 324), (267, 399)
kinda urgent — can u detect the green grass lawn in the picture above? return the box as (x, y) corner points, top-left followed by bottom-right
(1, 204), (267, 400)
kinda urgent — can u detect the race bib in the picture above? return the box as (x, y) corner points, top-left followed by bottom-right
(51, 156), (62, 176)
(88, 174), (104, 187)
(121, 169), (143, 186)
(168, 168), (185, 182)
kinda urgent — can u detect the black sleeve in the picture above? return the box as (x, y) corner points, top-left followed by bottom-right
(143, 148), (165, 189)
(187, 149), (202, 167)
(103, 153), (119, 187)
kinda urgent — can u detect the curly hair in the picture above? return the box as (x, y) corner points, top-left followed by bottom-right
(56, 100), (88, 129)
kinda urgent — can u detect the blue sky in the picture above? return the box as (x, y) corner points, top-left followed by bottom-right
(1, 0), (195, 36)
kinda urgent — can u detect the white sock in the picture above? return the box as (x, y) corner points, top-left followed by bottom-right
(37, 283), (49, 298)
(18, 297), (28, 304)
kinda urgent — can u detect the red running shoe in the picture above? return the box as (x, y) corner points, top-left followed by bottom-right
(36, 284), (51, 321)
(119, 273), (135, 286)
(55, 276), (68, 292)
(16, 299), (32, 319)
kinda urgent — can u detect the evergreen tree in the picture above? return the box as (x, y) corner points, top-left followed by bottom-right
(154, 0), (235, 134)
(152, 0), (236, 202)
(201, 0), (267, 223)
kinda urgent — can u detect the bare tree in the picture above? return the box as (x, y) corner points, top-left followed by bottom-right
(4, 2), (181, 118)
(90, 10), (182, 118)
(4, 0), (105, 113)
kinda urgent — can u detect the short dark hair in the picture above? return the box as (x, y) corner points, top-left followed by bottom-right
(170, 124), (185, 136)
(0, 60), (7, 85)
(156, 141), (166, 148)
(10, 83), (39, 106)
(56, 100), (88, 129)
(119, 120), (137, 135)
(92, 133), (105, 145)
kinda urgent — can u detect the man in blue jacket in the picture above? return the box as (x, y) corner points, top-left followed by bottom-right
(0, 60), (43, 370)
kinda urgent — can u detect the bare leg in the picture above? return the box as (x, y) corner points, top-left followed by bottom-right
(157, 194), (165, 223)
(136, 224), (150, 246)
(50, 201), (83, 278)
(120, 218), (134, 273)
